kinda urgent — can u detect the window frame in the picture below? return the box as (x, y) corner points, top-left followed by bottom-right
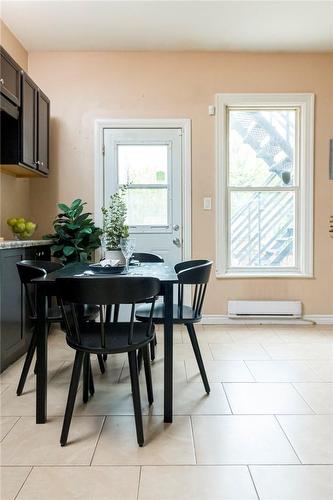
(216, 93), (314, 278)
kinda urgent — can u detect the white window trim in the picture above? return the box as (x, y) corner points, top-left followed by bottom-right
(216, 93), (314, 278)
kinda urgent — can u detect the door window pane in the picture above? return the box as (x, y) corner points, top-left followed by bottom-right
(118, 144), (168, 185)
(126, 188), (168, 226)
(229, 110), (296, 187)
(230, 191), (295, 267)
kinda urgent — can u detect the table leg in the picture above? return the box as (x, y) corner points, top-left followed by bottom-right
(36, 287), (48, 423)
(163, 282), (173, 423)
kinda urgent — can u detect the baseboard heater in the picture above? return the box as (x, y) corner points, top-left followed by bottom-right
(228, 300), (302, 319)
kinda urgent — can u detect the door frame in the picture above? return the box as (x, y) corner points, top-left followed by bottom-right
(94, 118), (192, 262)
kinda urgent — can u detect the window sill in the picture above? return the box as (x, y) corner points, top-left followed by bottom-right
(216, 271), (314, 279)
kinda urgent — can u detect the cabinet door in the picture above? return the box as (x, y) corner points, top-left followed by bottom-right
(0, 46), (21, 106)
(37, 90), (49, 174)
(0, 249), (25, 372)
(21, 73), (38, 169)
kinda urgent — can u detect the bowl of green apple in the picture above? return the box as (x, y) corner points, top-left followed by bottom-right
(7, 217), (37, 240)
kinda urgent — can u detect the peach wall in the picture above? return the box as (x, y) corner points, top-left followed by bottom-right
(0, 20), (31, 239)
(27, 51), (333, 315)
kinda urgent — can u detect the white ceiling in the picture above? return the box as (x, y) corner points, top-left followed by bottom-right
(1, 1), (333, 52)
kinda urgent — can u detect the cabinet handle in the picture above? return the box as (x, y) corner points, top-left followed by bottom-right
(40, 162), (44, 166)
(0, 78), (4, 85)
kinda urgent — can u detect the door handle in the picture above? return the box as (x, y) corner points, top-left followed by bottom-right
(173, 237), (181, 247)
(173, 224), (180, 231)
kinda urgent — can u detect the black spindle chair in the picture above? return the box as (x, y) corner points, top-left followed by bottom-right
(136, 259), (212, 393)
(16, 260), (102, 397)
(57, 275), (160, 447)
(132, 252), (164, 263)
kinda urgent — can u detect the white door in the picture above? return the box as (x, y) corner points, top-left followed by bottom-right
(104, 128), (183, 266)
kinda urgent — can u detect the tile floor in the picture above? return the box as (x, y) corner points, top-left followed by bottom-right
(1, 324), (333, 499)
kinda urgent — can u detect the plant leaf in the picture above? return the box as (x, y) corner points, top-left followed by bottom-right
(63, 246), (75, 256)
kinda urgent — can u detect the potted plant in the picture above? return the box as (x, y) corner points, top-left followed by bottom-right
(101, 185), (129, 264)
(43, 199), (103, 263)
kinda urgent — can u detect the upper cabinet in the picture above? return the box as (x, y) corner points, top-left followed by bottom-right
(0, 46), (21, 106)
(0, 46), (50, 178)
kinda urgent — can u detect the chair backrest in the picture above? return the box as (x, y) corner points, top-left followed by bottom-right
(174, 260), (212, 320)
(132, 252), (164, 263)
(57, 276), (160, 348)
(16, 260), (64, 316)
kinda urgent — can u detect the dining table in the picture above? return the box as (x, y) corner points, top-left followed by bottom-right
(32, 261), (178, 424)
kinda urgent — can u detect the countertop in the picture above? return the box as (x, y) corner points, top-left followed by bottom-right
(0, 240), (52, 250)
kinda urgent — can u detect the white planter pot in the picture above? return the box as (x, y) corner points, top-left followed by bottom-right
(105, 249), (125, 265)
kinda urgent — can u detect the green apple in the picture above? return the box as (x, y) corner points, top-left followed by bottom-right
(25, 221), (37, 233)
(7, 217), (17, 227)
(20, 231), (31, 239)
(17, 218), (26, 224)
(14, 222), (26, 233)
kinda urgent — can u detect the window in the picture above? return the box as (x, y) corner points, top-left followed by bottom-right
(216, 93), (314, 277)
(117, 143), (171, 228)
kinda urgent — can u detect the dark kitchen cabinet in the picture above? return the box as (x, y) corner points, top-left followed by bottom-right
(0, 45), (50, 178)
(0, 46), (21, 106)
(21, 73), (38, 170)
(37, 90), (50, 174)
(0, 248), (25, 371)
(0, 245), (51, 372)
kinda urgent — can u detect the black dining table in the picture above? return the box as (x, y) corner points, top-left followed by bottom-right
(32, 261), (178, 424)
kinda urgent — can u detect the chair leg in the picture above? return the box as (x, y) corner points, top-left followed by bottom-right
(142, 345), (154, 405)
(60, 351), (84, 446)
(17, 331), (37, 396)
(150, 338), (156, 361)
(83, 353), (90, 403)
(186, 323), (210, 394)
(97, 354), (105, 374)
(89, 358), (95, 396)
(128, 351), (144, 447)
(137, 349), (143, 372)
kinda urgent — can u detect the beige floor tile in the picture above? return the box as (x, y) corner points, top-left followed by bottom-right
(224, 383), (314, 414)
(138, 465), (257, 500)
(0, 467), (31, 500)
(293, 383), (333, 414)
(16, 466), (140, 500)
(147, 382), (231, 416)
(156, 329), (183, 344)
(246, 360), (322, 382)
(92, 415), (195, 465)
(230, 329), (282, 344)
(0, 384), (10, 395)
(192, 415), (299, 464)
(182, 329), (234, 344)
(185, 359), (255, 383)
(120, 358), (187, 384)
(274, 328), (333, 343)
(277, 415), (333, 464)
(0, 417), (20, 441)
(210, 343), (270, 361)
(0, 382), (76, 417)
(0, 416), (104, 465)
(306, 361), (333, 382)
(263, 343), (333, 360)
(52, 357), (123, 385)
(0, 356), (65, 391)
(250, 465), (333, 500)
(173, 344), (214, 361)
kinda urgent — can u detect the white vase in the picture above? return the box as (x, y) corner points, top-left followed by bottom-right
(105, 249), (125, 265)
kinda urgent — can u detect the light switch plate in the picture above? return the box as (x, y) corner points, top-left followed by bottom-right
(203, 197), (212, 210)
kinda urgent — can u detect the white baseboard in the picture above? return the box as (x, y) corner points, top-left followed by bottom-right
(201, 314), (333, 325)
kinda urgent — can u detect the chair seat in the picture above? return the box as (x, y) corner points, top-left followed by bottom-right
(136, 303), (200, 324)
(66, 322), (155, 354)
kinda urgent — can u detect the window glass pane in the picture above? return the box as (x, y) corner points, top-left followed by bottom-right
(229, 109), (296, 187)
(118, 145), (168, 185)
(229, 191), (295, 267)
(126, 188), (168, 226)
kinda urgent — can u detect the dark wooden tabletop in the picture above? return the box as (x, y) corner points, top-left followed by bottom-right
(32, 261), (178, 286)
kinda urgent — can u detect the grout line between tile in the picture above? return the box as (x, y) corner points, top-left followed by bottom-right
(89, 415), (106, 466)
(13, 465), (33, 500)
(290, 382), (317, 414)
(136, 466), (142, 500)
(274, 415), (302, 464)
(247, 465), (260, 500)
(0, 416), (21, 443)
(189, 416), (198, 464)
(221, 382), (233, 414)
